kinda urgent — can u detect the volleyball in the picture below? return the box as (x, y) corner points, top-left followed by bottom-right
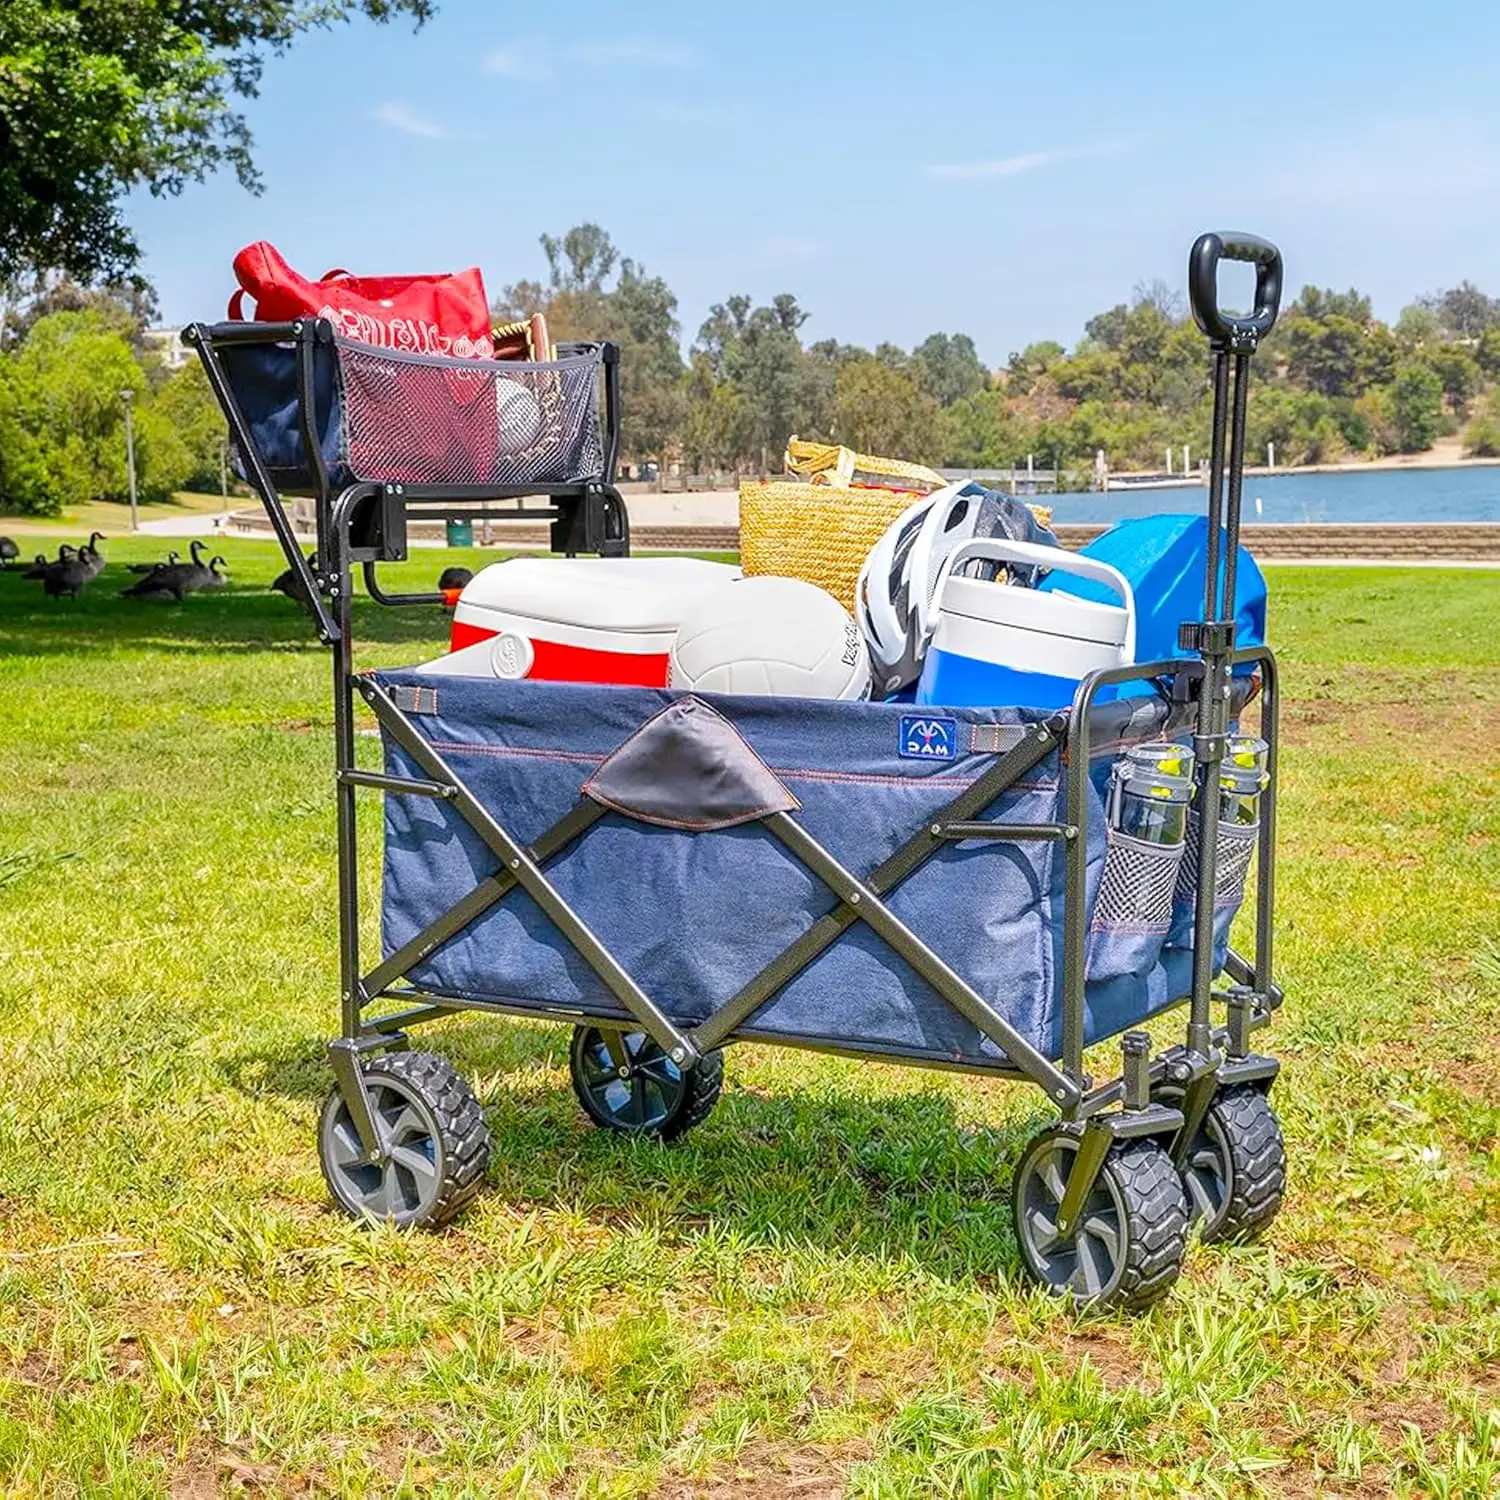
(494, 376), (544, 453)
(669, 576), (872, 700)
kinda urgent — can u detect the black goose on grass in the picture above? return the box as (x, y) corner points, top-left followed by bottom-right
(0, 537), (18, 569)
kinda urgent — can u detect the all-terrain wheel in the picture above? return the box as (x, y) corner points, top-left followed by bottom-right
(1169, 1084), (1286, 1244)
(1012, 1129), (1189, 1311)
(318, 1050), (491, 1228)
(569, 1025), (723, 1141)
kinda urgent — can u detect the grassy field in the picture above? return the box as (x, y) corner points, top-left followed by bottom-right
(0, 538), (1497, 1497)
(0, 493), (231, 539)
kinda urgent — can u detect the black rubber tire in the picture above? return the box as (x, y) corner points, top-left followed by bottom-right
(1196, 1085), (1286, 1244)
(1013, 1130), (1189, 1312)
(319, 1050), (491, 1228)
(569, 1025), (723, 1142)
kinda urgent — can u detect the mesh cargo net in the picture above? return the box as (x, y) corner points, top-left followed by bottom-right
(336, 339), (604, 487)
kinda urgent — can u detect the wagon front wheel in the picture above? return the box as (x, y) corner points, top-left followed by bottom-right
(318, 1050), (491, 1228)
(1012, 1129), (1189, 1311)
(569, 1025), (723, 1141)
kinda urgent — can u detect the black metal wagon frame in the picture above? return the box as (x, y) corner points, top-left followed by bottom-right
(187, 231), (1289, 1310)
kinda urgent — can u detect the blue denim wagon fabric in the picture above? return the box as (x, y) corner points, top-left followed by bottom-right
(375, 672), (1227, 1065)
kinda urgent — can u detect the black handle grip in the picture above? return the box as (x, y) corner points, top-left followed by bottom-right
(1188, 232), (1283, 347)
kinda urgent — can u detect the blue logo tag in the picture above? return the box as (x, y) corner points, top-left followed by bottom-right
(899, 714), (956, 761)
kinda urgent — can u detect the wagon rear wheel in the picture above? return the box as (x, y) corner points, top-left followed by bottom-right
(1012, 1128), (1189, 1312)
(569, 1025), (723, 1142)
(1172, 1084), (1287, 1244)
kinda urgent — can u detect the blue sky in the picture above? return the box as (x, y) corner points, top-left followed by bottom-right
(129, 0), (1500, 365)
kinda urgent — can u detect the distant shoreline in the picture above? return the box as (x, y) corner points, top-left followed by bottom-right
(1113, 438), (1500, 483)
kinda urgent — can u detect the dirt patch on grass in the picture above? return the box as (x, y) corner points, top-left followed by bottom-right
(1282, 694), (1500, 760)
(660, 1438), (867, 1499)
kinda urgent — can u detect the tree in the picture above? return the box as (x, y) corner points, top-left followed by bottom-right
(1131, 279), (1185, 321)
(0, 1), (433, 285)
(1395, 304), (1441, 349)
(153, 361), (228, 491)
(681, 354), (747, 472)
(1083, 304), (1129, 350)
(944, 389), (1029, 468)
(1462, 394), (1500, 457)
(602, 260), (685, 460)
(1478, 326), (1500, 380)
(832, 359), (943, 463)
(1291, 287), (1372, 325)
(494, 226), (685, 462)
(911, 332), (987, 407)
(1425, 282), (1500, 339)
(694, 294), (816, 465)
(1390, 363), (1444, 452)
(1005, 341), (1064, 394)
(3, 275), (159, 351)
(1283, 313), (1368, 397)
(540, 225), (619, 296)
(1424, 345), (1482, 414)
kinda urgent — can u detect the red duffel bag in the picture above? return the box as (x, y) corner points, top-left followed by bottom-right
(229, 242), (495, 358)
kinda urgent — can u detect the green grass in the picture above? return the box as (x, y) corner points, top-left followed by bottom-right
(1, 544), (1497, 1496)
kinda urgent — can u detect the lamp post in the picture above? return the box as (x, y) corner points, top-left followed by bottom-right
(120, 389), (139, 532)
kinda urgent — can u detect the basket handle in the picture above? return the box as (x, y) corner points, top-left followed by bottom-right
(937, 539), (1136, 663)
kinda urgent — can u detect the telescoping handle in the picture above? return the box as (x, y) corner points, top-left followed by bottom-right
(938, 538), (1136, 663)
(1188, 232), (1284, 348)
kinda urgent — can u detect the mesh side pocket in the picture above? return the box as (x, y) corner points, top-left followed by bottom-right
(1166, 813), (1259, 959)
(1086, 829), (1184, 982)
(336, 340), (604, 487)
(1174, 813), (1258, 910)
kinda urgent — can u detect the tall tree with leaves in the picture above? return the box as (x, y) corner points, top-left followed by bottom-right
(695, 294), (815, 466)
(833, 359), (943, 463)
(911, 333), (987, 407)
(0, 1), (434, 285)
(496, 226), (684, 462)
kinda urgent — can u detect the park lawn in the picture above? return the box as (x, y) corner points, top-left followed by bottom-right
(0, 492), (232, 539)
(0, 540), (1497, 1497)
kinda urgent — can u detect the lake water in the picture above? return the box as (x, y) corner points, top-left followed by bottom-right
(1042, 464), (1500, 525)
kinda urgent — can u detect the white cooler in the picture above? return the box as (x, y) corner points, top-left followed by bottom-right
(425, 557), (740, 687)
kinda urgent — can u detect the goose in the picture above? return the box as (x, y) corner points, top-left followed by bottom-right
(122, 566), (187, 602)
(0, 537), (18, 569)
(272, 553), (318, 611)
(79, 532), (106, 580)
(22, 544), (74, 580)
(192, 555), (230, 592)
(41, 551), (92, 600)
(179, 546), (227, 594)
(127, 550), (180, 574)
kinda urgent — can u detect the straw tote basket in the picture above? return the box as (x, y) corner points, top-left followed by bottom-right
(739, 441), (949, 610)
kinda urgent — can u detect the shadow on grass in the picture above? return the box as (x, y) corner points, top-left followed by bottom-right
(223, 1014), (1045, 1282)
(0, 570), (451, 658)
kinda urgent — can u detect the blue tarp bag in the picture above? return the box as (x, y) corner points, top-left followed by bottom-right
(1039, 515), (1265, 676)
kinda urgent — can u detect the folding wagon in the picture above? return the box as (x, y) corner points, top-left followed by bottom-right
(189, 231), (1289, 1311)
